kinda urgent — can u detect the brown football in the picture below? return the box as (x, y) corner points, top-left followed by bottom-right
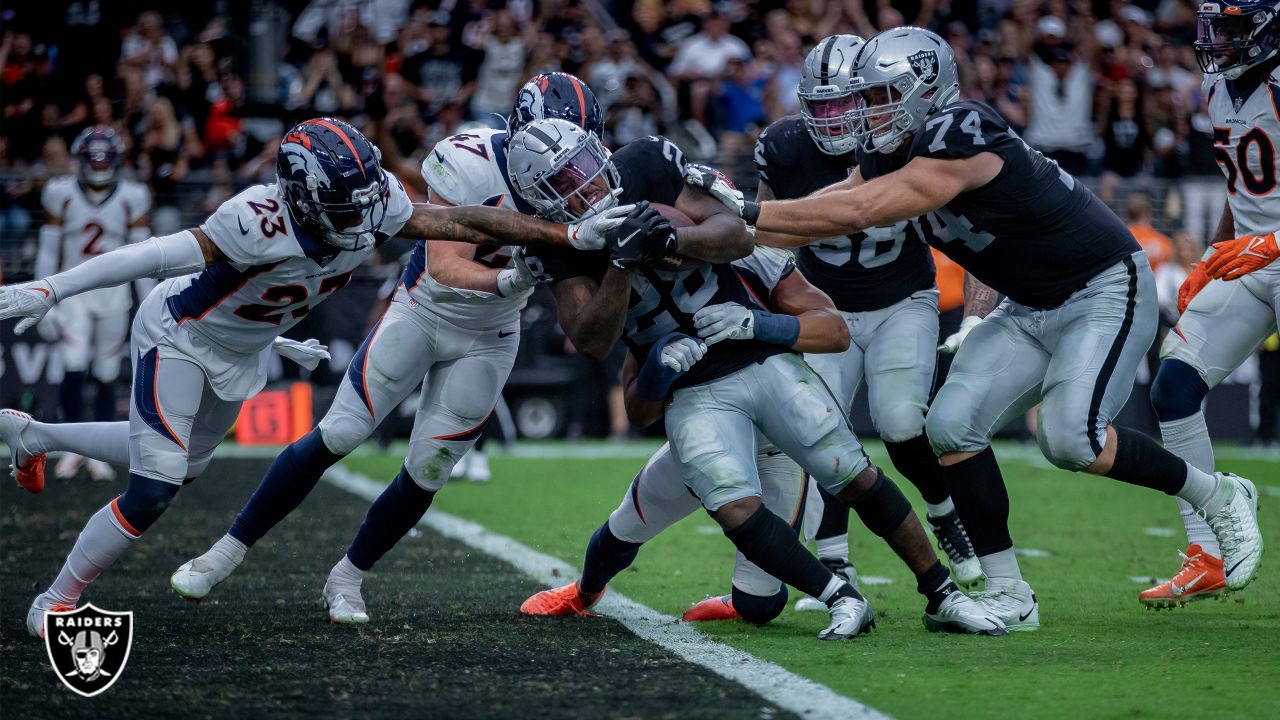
(648, 203), (702, 271)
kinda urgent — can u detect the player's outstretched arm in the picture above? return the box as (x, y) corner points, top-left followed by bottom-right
(749, 181), (821, 249)
(400, 202), (632, 251)
(0, 228), (219, 333)
(750, 154), (1001, 243)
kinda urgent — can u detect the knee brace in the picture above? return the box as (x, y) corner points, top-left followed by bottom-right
(732, 585), (788, 625)
(847, 468), (913, 538)
(114, 472), (181, 534)
(1150, 359), (1209, 422)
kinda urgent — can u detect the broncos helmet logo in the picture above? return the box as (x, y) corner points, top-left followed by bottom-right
(281, 142), (331, 191)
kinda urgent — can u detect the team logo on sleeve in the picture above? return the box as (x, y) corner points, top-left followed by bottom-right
(908, 50), (939, 83)
(44, 605), (134, 697)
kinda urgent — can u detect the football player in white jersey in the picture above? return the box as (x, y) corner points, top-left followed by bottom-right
(37, 126), (151, 481)
(1142, 1), (1279, 608)
(167, 74), (612, 624)
(0, 116), (645, 638)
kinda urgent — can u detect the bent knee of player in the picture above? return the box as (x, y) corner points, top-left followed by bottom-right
(318, 411), (376, 456)
(924, 397), (977, 456)
(732, 585), (788, 625)
(1034, 412), (1096, 472)
(1149, 359), (1209, 422)
(404, 441), (467, 492)
(872, 401), (926, 444)
(184, 448), (216, 478)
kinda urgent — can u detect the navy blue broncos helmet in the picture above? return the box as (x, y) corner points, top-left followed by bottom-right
(1196, 1), (1280, 79)
(507, 72), (604, 139)
(71, 125), (125, 186)
(276, 117), (390, 251)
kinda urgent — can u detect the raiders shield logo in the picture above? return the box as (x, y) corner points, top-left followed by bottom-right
(908, 50), (939, 83)
(44, 604), (134, 697)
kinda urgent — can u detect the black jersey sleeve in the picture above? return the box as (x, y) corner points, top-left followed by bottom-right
(527, 246), (607, 285)
(911, 101), (1016, 162)
(613, 136), (687, 206)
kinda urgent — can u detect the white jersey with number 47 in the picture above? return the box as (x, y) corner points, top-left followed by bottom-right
(41, 176), (151, 310)
(405, 128), (533, 330)
(1205, 72), (1280, 237)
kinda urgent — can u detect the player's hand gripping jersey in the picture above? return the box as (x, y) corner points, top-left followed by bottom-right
(755, 115), (935, 311)
(528, 136), (790, 389)
(40, 176), (151, 311)
(857, 100), (1141, 309)
(407, 128), (539, 328)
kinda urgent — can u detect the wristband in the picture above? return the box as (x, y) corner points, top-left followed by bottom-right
(751, 310), (800, 347)
(742, 201), (761, 226)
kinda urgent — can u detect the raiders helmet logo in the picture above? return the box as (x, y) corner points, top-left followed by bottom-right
(908, 50), (939, 83)
(44, 604), (134, 697)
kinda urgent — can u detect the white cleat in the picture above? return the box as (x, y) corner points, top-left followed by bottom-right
(973, 577), (1039, 631)
(54, 453), (85, 479)
(27, 592), (75, 638)
(466, 451), (491, 482)
(171, 551), (243, 602)
(1205, 473), (1263, 591)
(322, 574), (370, 624)
(85, 459), (117, 482)
(795, 560), (858, 612)
(928, 511), (984, 588)
(817, 591), (875, 640)
(923, 590), (1008, 636)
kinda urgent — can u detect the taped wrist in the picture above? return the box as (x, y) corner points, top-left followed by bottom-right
(846, 468), (913, 538)
(742, 201), (761, 226)
(47, 230), (205, 301)
(634, 332), (688, 401)
(751, 309), (801, 347)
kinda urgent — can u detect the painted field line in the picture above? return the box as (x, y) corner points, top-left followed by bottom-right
(322, 463), (889, 720)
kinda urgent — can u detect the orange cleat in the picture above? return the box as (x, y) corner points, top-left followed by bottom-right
(1139, 544), (1227, 610)
(682, 595), (740, 622)
(1, 409), (46, 493)
(520, 581), (603, 617)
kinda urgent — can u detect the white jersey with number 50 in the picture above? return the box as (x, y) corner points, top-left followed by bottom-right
(404, 128), (533, 330)
(1205, 72), (1280, 237)
(41, 176), (151, 310)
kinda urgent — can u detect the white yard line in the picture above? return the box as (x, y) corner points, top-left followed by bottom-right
(322, 463), (890, 720)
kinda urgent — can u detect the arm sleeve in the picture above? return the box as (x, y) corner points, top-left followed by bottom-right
(45, 230), (206, 302)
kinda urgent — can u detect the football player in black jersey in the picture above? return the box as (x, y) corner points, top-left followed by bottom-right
(509, 117), (1007, 638)
(735, 27), (1263, 629)
(752, 34), (982, 605)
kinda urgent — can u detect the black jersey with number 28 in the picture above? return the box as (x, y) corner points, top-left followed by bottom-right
(530, 135), (786, 391)
(756, 115), (935, 312)
(857, 100), (1140, 310)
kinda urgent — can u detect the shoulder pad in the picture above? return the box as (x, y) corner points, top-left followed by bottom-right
(422, 129), (510, 207)
(122, 180), (152, 221)
(201, 184), (299, 266)
(381, 174), (415, 238)
(41, 177), (76, 217)
(913, 101), (1012, 161)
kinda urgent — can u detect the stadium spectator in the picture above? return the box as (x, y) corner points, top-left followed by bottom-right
(1021, 16), (1095, 176)
(668, 8), (751, 126)
(469, 11), (530, 125)
(1098, 77), (1151, 204)
(120, 11), (178, 94)
(399, 12), (480, 121)
(1126, 194), (1173, 271)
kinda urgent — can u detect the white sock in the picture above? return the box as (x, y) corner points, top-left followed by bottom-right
(815, 534), (849, 564)
(1160, 413), (1218, 556)
(26, 421), (131, 466)
(332, 555), (365, 584)
(816, 574), (844, 603)
(1175, 465), (1223, 514)
(925, 497), (955, 519)
(210, 534), (248, 565)
(977, 549), (1022, 582)
(47, 503), (138, 605)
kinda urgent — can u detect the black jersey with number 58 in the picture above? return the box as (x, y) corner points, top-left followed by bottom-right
(857, 100), (1140, 310)
(756, 115), (935, 312)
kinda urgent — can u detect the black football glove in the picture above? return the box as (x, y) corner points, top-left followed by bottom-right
(605, 201), (672, 270)
(639, 224), (680, 266)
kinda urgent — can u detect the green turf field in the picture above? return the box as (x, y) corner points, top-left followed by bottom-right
(346, 441), (1280, 720)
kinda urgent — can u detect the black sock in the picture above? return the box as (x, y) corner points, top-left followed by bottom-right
(580, 522), (642, 594)
(814, 485), (849, 541)
(346, 467), (436, 571)
(941, 447), (1013, 556)
(1104, 427), (1190, 495)
(916, 560), (957, 614)
(885, 434), (949, 505)
(724, 506), (838, 599)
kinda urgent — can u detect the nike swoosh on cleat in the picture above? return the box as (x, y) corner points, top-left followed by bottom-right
(1238, 483), (1253, 500)
(1226, 555), (1252, 577)
(1170, 572), (1206, 595)
(1018, 607), (1035, 622)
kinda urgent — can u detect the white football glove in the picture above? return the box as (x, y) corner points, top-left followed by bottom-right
(938, 315), (982, 355)
(684, 165), (754, 233)
(692, 302), (754, 346)
(0, 281), (58, 335)
(565, 197), (634, 250)
(496, 248), (544, 297)
(659, 336), (708, 372)
(271, 337), (331, 371)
